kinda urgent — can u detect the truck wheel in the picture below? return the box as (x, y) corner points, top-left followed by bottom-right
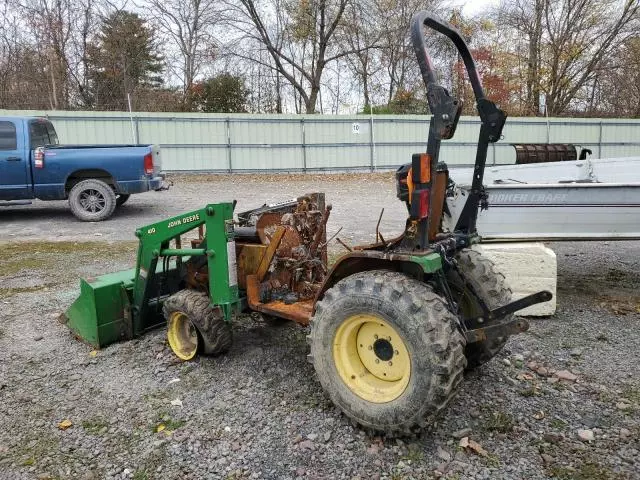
(309, 270), (466, 435)
(68, 179), (117, 221)
(115, 194), (130, 207)
(451, 248), (513, 369)
(163, 289), (232, 360)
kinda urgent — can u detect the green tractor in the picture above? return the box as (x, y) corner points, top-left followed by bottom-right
(63, 12), (551, 435)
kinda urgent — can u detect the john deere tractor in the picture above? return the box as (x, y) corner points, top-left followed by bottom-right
(63, 12), (551, 435)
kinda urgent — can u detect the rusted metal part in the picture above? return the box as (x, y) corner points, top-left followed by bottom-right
(465, 317), (529, 344)
(246, 274), (313, 325)
(256, 226), (285, 282)
(236, 243), (267, 289)
(352, 233), (404, 252)
(184, 262), (209, 290)
(429, 169), (449, 242)
(314, 250), (431, 305)
(309, 204), (332, 257)
(513, 143), (577, 164)
(336, 238), (353, 252)
(256, 212), (287, 244)
(375, 208), (385, 245)
(235, 192), (329, 307)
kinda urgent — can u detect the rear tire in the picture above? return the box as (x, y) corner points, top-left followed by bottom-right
(68, 179), (117, 222)
(163, 290), (232, 359)
(309, 270), (466, 435)
(115, 194), (131, 207)
(451, 247), (513, 369)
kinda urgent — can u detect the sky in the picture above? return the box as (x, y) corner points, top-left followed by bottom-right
(459, 0), (502, 16)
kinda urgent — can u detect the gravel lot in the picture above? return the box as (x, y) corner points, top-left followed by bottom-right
(0, 174), (639, 480)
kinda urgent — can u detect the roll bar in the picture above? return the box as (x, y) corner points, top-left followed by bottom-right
(411, 11), (508, 235)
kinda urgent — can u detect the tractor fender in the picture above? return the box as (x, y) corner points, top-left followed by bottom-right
(315, 250), (443, 307)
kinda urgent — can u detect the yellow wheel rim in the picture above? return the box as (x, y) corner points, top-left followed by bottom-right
(333, 313), (411, 403)
(167, 311), (199, 361)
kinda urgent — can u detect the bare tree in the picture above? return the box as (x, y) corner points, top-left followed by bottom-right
(496, 0), (639, 115)
(543, 0), (639, 114)
(338, 0), (383, 109)
(145, 0), (222, 108)
(231, 0), (356, 113)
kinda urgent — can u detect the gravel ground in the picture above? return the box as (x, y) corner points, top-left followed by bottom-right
(0, 174), (639, 480)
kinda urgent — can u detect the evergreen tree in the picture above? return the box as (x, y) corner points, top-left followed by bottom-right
(87, 10), (163, 110)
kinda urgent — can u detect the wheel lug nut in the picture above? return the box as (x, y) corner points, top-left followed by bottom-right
(374, 334), (378, 339)
(375, 359), (380, 364)
(388, 361), (393, 366)
(394, 350), (399, 355)
(368, 345), (373, 350)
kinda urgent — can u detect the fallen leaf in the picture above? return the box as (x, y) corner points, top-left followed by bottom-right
(57, 419), (73, 430)
(156, 424), (166, 433)
(170, 398), (183, 407)
(554, 370), (578, 382)
(467, 439), (488, 457)
(533, 410), (545, 420)
(459, 437), (488, 457)
(89, 350), (98, 357)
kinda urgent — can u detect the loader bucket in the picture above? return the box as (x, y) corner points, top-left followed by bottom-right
(61, 269), (136, 348)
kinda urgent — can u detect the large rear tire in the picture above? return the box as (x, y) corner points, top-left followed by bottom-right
(68, 179), (117, 222)
(451, 247), (513, 370)
(309, 270), (466, 435)
(163, 289), (232, 360)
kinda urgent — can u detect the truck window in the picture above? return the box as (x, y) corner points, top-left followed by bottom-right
(29, 121), (50, 149)
(0, 121), (17, 150)
(45, 121), (59, 145)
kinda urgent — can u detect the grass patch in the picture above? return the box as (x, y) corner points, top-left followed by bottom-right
(153, 412), (186, 433)
(621, 385), (640, 404)
(0, 241), (138, 295)
(402, 444), (423, 463)
(520, 385), (541, 397)
(0, 285), (52, 298)
(548, 462), (615, 480)
(12, 433), (60, 468)
(81, 417), (109, 434)
(550, 418), (569, 430)
(133, 470), (149, 480)
(484, 411), (515, 433)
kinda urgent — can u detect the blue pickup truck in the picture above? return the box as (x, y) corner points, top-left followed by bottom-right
(0, 116), (166, 221)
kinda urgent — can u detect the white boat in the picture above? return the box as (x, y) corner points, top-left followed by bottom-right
(445, 157), (640, 241)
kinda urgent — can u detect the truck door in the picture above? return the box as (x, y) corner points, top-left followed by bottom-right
(0, 120), (31, 200)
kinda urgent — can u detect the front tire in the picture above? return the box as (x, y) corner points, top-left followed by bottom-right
(68, 179), (117, 221)
(163, 290), (232, 360)
(309, 270), (466, 435)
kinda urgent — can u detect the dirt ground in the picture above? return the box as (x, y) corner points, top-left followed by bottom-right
(0, 174), (639, 480)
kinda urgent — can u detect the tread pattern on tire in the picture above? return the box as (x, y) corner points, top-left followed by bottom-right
(68, 179), (117, 222)
(455, 247), (513, 369)
(163, 289), (232, 355)
(308, 270), (466, 436)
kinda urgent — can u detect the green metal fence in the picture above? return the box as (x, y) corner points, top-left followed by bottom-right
(2, 110), (639, 172)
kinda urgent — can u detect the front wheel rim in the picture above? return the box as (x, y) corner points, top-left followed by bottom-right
(333, 313), (411, 403)
(167, 311), (199, 360)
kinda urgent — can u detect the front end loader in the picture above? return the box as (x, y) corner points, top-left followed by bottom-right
(62, 12), (552, 435)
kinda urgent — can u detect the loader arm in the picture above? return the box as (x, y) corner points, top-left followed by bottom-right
(132, 203), (239, 332)
(63, 203), (239, 348)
